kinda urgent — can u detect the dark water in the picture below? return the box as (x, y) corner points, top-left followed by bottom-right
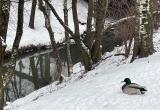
(4, 36), (116, 101)
(4, 45), (80, 101)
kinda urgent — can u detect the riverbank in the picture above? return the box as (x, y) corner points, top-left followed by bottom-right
(6, 0), (87, 50)
(4, 29), (160, 110)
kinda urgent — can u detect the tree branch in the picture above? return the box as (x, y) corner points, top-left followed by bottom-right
(43, 0), (75, 37)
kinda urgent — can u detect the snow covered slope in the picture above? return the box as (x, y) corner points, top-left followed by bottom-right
(6, 0), (87, 50)
(4, 30), (160, 110)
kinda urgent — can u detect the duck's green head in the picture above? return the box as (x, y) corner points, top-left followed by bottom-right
(122, 78), (131, 84)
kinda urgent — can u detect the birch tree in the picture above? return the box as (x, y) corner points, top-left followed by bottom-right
(132, 0), (154, 61)
(0, 0), (24, 109)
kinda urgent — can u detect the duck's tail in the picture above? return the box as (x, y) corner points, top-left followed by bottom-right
(141, 88), (147, 91)
(140, 88), (147, 94)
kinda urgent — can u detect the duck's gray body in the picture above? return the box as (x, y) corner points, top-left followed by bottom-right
(122, 83), (147, 95)
(122, 78), (147, 95)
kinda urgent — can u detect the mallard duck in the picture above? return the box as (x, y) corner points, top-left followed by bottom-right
(121, 78), (147, 95)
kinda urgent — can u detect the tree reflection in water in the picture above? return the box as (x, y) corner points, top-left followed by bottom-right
(4, 45), (80, 101)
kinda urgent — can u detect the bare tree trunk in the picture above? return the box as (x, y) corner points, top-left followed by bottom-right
(43, 0), (74, 37)
(0, 0), (10, 109)
(91, 0), (108, 63)
(38, 0), (43, 11)
(153, 0), (160, 30)
(63, 0), (73, 77)
(3, 0), (24, 89)
(45, 0), (50, 22)
(84, 0), (94, 50)
(131, 0), (153, 62)
(93, 0), (97, 27)
(72, 0), (92, 71)
(0, 44), (4, 110)
(0, 52), (4, 110)
(72, 0), (80, 37)
(43, 0), (92, 71)
(124, 38), (133, 58)
(29, 0), (37, 29)
(40, 1), (62, 81)
(0, 0), (10, 41)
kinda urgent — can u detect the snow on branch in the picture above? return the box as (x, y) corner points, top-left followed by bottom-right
(104, 16), (135, 29)
(105, 10), (160, 30)
(0, 36), (7, 47)
(153, 11), (160, 14)
(81, 41), (90, 55)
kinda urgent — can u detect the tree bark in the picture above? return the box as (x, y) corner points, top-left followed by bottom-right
(91, 0), (108, 63)
(43, 0), (92, 71)
(72, 0), (92, 71)
(131, 0), (154, 62)
(3, 0), (24, 89)
(72, 0), (80, 37)
(64, 0), (73, 77)
(40, 1), (62, 81)
(29, 0), (37, 29)
(45, 0), (50, 22)
(38, 0), (43, 11)
(43, 0), (74, 37)
(0, 0), (10, 109)
(84, 0), (94, 50)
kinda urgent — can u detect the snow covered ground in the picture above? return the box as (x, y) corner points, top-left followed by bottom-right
(6, 0), (87, 50)
(4, 30), (160, 110)
(4, 0), (160, 110)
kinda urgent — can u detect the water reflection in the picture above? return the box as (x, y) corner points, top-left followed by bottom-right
(4, 45), (80, 101)
(4, 41), (114, 102)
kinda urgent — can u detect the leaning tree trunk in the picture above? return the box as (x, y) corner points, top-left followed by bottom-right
(64, 0), (73, 76)
(3, 0), (24, 90)
(43, 0), (74, 36)
(45, 0), (50, 22)
(0, 0), (10, 109)
(91, 0), (108, 63)
(72, 0), (92, 71)
(131, 0), (153, 62)
(38, 0), (43, 11)
(29, 0), (37, 29)
(40, 1), (62, 81)
(43, 0), (92, 71)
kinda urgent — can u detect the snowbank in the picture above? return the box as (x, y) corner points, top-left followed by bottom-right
(4, 0), (160, 109)
(6, 0), (87, 50)
(4, 30), (160, 110)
